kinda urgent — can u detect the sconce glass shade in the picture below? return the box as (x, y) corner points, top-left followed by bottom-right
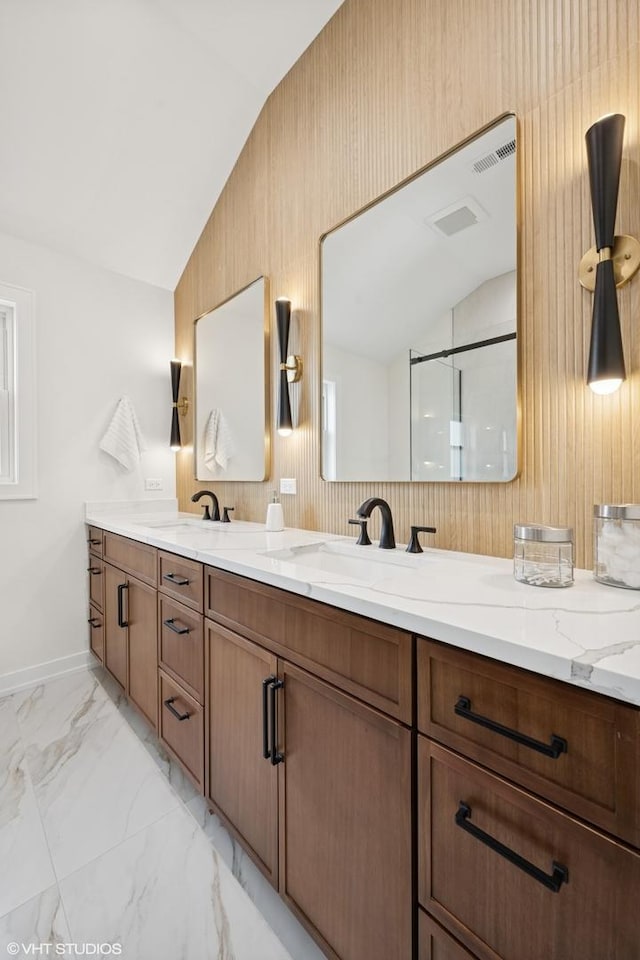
(587, 259), (625, 393)
(170, 359), (182, 449)
(585, 114), (625, 251)
(584, 114), (627, 395)
(275, 298), (293, 436)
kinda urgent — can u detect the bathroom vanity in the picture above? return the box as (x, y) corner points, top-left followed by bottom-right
(85, 509), (640, 960)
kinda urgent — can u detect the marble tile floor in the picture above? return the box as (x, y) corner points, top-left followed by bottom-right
(0, 667), (326, 960)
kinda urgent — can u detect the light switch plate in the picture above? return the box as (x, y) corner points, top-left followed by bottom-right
(280, 478), (297, 495)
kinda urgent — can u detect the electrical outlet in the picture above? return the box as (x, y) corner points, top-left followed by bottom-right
(145, 478), (163, 491)
(280, 478), (297, 495)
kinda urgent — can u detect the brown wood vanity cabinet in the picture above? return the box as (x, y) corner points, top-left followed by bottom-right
(157, 552), (205, 790)
(205, 568), (413, 960)
(101, 534), (158, 730)
(87, 526), (104, 663)
(417, 638), (640, 960)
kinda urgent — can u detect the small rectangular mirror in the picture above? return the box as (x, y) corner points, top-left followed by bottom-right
(194, 277), (269, 481)
(320, 114), (517, 482)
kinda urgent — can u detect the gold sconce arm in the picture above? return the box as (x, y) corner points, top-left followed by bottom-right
(280, 356), (303, 383)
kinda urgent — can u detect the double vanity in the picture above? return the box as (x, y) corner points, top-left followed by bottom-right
(85, 505), (640, 960)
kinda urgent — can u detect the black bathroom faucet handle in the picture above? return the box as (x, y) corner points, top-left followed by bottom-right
(348, 518), (372, 546)
(406, 525), (437, 554)
(221, 506), (235, 523)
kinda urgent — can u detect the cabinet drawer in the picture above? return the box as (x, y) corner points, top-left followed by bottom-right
(87, 558), (104, 611)
(159, 596), (204, 703)
(159, 552), (203, 612)
(205, 567), (412, 722)
(103, 532), (157, 586)
(417, 638), (640, 845)
(88, 604), (104, 663)
(86, 525), (103, 557)
(159, 671), (204, 792)
(419, 910), (477, 960)
(419, 739), (640, 960)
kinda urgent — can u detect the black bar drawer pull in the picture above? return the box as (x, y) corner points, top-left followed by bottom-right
(87, 566), (102, 575)
(164, 697), (190, 721)
(455, 802), (568, 892)
(262, 676), (274, 759)
(163, 617), (190, 635)
(87, 538), (101, 545)
(269, 678), (284, 766)
(454, 696), (567, 759)
(87, 618), (100, 628)
(117, 583), (129, 628)
(163, 573), (190, 586)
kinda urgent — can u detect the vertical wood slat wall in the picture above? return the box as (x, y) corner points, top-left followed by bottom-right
(174, 0), (640, 569)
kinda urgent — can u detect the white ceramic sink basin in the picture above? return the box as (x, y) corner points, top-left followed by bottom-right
(262, 539), (434, 584)
(134, 519), (207, 531)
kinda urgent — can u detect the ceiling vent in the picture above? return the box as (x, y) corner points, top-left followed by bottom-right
(425, 195), (488, 238)
(472, 138), (516, 174)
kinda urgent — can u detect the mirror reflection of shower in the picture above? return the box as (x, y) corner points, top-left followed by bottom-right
(409, 274), (516, 482)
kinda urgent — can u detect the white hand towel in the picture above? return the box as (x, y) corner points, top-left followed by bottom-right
(99, 396), (147, 471)
(204, 409), (235, 471)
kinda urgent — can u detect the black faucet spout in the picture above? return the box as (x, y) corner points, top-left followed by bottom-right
(191, 490), (220, 521)
(356, 497), (396, 549)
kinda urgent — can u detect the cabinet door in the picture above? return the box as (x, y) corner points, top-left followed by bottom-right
(104, 563), (128, 689)
(207, 622), (278, 884)
(279, 661), (412, 960)
(127, 575), (158, 729)
(419, 738), (640, 960)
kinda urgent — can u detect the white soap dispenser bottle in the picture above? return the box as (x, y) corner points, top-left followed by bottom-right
(265, 491), (284, 532)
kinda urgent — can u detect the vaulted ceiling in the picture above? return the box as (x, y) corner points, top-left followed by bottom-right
(0, 0), (344, 289)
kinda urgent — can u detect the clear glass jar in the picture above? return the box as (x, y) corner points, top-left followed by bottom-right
(513, 524), (574, 587)
(593, 504), (640, 589)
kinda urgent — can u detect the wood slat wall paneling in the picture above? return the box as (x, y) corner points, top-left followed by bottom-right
(175, 0), (640, 568)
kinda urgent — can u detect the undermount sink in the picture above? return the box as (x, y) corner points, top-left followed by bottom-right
(134, 518), (221, 531)
(262, 539), (434, 584)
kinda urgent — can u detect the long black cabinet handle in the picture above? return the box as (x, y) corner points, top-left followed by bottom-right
(262, 676), (274, 759)
(164, 697), (190, 721)
(455, 802), (569, 892)
(87, 538), (101, 545)
(117, 583), (129, 628)
(87, 618), (100, 628)
(163, 573), (190, 586)
(269, 679), (284, 766)
(454, 696), (567, 759)
(87, 566), (102, 575)
(163, 618), (190, 635)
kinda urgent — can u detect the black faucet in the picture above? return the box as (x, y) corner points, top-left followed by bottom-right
(191, 490), (220, 521)
(356, 497), (396, 549)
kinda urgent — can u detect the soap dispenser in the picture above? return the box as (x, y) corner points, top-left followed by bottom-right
(265, 491), (284, 532)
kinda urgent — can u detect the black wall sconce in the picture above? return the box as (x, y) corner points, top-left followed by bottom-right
(275, 298), (303, 437)
(170, 359), (189, 451)
(579, 113), (640, 394)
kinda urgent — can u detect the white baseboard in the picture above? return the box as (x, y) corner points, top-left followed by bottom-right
(0, 650), (97, 697)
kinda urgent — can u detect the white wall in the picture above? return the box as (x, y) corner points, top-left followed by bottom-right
(323, 343), (390, 480)
(0, 230), (175, 681)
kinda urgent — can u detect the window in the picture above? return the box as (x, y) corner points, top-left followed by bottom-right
(0, 283), (36, 499)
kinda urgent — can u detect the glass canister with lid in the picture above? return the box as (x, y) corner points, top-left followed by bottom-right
(593, 504), (640, 589)
(513, 524), (574, 587)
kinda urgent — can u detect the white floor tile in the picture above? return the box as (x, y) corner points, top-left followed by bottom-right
(0, 699), (56, 917)
(0, 886), (70, 951)
(60, 805), (294, 960)
(16, 674), (179, 879)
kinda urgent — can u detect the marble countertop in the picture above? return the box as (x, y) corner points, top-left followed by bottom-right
(85, 501), (640, 708)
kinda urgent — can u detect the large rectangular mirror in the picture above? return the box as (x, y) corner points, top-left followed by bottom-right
(320, 114), (517, 482)
(194, 276), (269, 481)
